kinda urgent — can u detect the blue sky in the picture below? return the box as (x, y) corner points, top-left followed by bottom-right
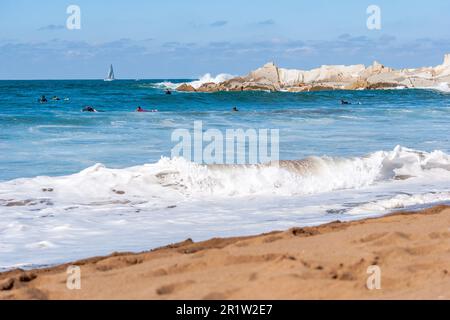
(1, 0), (450, 79)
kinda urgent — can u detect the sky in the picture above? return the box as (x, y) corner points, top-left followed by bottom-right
(1, 0), (450, 79)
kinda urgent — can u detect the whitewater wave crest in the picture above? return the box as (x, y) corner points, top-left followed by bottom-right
(154, 73), (234, 90)
(1, 146), (450, 206)
(420, 82), (450, 93)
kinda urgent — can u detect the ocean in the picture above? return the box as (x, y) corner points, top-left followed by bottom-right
(1, 79), (450, 270)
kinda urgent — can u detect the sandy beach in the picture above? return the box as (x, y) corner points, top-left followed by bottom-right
(0, 205), (449, 300)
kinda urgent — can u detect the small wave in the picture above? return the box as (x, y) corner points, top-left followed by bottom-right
(338, 115), (365, 120)
(150, 81), (181, 90)
(348, 191), (450, 215)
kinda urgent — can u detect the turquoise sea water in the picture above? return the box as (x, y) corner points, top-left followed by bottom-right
(1, 80), (449, 180)
(1, 80), (450, 269)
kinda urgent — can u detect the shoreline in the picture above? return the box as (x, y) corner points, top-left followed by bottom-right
(1, 205), (449, 300)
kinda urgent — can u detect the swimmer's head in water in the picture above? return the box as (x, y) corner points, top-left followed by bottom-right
(82, 106), (95, 112)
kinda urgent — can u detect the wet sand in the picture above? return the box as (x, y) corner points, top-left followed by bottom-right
(1, 205), (449, 300)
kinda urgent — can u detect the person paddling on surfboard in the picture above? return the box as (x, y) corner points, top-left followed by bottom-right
(136, 106), (148, 112)
(136, 106), (158, 112)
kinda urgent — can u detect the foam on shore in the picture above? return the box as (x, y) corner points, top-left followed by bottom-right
(1, 146), (450, 270)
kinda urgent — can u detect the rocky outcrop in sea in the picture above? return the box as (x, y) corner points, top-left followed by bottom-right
(177, 54), (450, 92)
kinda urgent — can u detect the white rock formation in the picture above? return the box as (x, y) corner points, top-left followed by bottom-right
(177, 54), (450, 92)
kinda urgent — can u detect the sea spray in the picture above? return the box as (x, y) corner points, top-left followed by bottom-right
(1, 146), (450, 203)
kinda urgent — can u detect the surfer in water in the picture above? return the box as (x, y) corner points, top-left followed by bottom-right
(82, 106), (97, 112)
(38, 95), (48, 103)
(136, 106), (158, 112)
(232, 106), (239, 112)
(341, 99), (362, 105)
(52, 96), (61, 101)
(165, 89), (172, 95)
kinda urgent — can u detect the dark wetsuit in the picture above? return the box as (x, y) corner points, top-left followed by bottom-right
(82, 106), (96, 112)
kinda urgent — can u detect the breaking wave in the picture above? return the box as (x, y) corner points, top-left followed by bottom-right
(1, 146), (450, 205)
(422, 82), (450, 93)
(154, 73), (234, 90)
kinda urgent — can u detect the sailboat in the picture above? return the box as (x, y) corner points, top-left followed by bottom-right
(104, 64), (115, 81)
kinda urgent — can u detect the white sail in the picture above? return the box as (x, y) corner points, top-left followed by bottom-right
(104, 64), (115, 81)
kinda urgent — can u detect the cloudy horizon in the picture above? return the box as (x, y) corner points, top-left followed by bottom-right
(1, 0), (450, 79)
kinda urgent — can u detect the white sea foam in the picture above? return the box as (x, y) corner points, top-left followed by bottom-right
(1, 146), (450, 270)
(188, 73), (234, 89)
(154, 73), (234, 90)
(1, 146), (449, 204)
(348, 191), (450, 215)
(151, 81), (180, 90)
(435, 82), (450, 92)
(420, 82), (450, 93)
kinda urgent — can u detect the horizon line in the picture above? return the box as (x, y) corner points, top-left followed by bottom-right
(0, 78), (196, 81)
